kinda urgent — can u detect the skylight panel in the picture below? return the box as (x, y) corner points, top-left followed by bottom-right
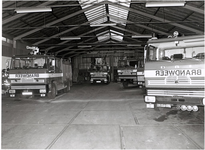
(111, 33), (123, 41)
(80, 0), (104, 9)
(96, 31), (110, 41)
(83, 5), (106, 24)
(110, 30), (123, 41)
(79, 0), (131, 42)
(111, 33), (123, 42)
(109, 5), (128, 20)
(91, 17), (107, 24)
(110, 18), (126, 25)
(98, 33), (110, 41)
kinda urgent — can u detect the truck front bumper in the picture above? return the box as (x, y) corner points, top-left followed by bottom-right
(117, 77), (137, 83)
(90, 78), (108, 83)
(144, 95), (205, 111)
(9, 85), (47, 97)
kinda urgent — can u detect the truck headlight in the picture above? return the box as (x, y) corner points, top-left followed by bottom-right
(117, 70), (122, 73)
(103, 72), (108, 75)
(203, 98), (205, 105)
(137, 72), (144, 75)
(9, 90), (16, 93)
(145, 96), (156, 103)
(137, 76), (144, 81)
(132, 69), (137, 73)
(40, 89), (46, 93)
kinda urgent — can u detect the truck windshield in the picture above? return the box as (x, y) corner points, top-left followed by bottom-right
(118, 60), (137, 68)
(90, 65), (109, 72)
(146, 46), (204, 61)
(11, 57), (47, 69)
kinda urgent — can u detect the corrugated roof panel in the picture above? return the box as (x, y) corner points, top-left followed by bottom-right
(109, 5), (129, 20)
(92, 17), (108, 24)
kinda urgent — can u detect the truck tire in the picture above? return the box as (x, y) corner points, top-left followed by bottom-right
(123, 81), (128, 88)
(106, 76), (110, 84)
(64, 80), (70, 93)
(48, 83), (56, 99)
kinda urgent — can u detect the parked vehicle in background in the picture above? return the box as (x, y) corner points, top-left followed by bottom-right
(117, 59), (144, 88)
(89, 64), (110, 84)
(144, 33), (204, 111)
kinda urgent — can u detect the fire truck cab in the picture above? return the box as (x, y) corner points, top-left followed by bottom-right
(144, 34), (204, 111)
(90, 64), (110, 84)
(117, 59), (144, 88)
(8, 54), (72, 99)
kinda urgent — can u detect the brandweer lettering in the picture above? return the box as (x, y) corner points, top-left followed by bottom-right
(156, 69), (201, 76)
(15, 74), (39, 78)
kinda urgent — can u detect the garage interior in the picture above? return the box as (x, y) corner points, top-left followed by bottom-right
(2, 0), (204, 149)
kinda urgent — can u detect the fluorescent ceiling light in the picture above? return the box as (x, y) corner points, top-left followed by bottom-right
(90, 23), (116, 27)
(60, 37), (81, 40)
(132, 35), (152, 38)
(78, 45), (92, 48)
(146, 2), (185, 7)
(15, 7), (52, 13)
(127, 44), (141, 47)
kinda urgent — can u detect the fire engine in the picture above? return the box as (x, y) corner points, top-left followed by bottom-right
(8, 47), (72, 99)
(90, 64), (110, 84)
(144, 33), (204, 111)
(117, 59), (144, 88)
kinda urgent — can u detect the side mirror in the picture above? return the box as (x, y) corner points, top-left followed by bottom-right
(6, 61), (9, 69)
(52, 60), (55, 66)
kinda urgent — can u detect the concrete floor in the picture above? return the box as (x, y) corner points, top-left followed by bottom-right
(2, 83), (204, 149)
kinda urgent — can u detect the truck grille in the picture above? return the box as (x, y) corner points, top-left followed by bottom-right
(11, 85), (46, 90)
(148, 76), (204, 85)
(147, 89), (204, 97)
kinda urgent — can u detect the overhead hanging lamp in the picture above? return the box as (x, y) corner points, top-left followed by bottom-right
(90, 23), (116, 27)
(132, 35), (152, 38)
(145, 2), (186, 7)
(60, 37), (81, 40)
(15, 7), (52, 13)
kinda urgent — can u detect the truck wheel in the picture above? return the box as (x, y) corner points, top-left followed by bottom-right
(64, 80), (70, 93)
(123, 81), (128, 88)
(48, 83), (56, 99)
(106, 76), (110, 84)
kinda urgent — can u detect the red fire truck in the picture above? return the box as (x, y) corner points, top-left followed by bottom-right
(8, 52), (72, 99)
(144, 33), (204, 111)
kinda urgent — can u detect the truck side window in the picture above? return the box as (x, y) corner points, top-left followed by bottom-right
(172, 54), (183, 60)
(55, 58), (62, 73)
(48, 59), (55, 72)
